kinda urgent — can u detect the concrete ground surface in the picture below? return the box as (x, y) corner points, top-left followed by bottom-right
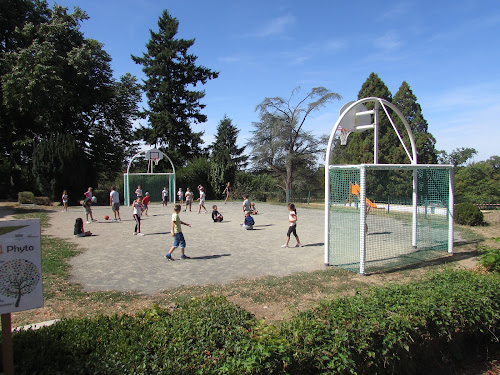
(43, 201), (326, 295)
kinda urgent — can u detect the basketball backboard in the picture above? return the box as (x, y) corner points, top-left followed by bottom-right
(338, 101), (372, 132)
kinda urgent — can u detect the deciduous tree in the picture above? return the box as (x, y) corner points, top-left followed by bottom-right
(0, 2), (141, 196)
(248, 87), (341, 201)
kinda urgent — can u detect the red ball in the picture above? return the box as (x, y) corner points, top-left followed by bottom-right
(104, 215), (109, 220)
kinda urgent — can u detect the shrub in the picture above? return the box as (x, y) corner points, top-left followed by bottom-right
(8, 272), (500, 374)
(11, 296), (291, 374)
(33, 196), (51, 206)
(479, 243), (500, 273)
(454, 202), (484, 226)
(18, 191), (35, 204)
(92, 189), (109, 206)
(280, 269), (500, 374)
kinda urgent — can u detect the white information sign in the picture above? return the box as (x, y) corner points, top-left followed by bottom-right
(0, 219), (43, 314)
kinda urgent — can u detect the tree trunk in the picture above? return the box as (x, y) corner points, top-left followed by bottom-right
(285, 163), (293, 202)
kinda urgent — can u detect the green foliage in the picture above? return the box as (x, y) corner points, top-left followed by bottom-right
(0, 2), (141, 198)
(281, 269), (500, 374)
(8, 271), (500, 374)
(438, 147), (477, 167)
(209, 115), (247, 195)
(92, 189), (109, 206)
(17, 191), (34, 204)
(392, 81), (437, 164)
(32, 133), (89, 202)
(11, 296), (289, 374)
(249, 87), (341, 202)
(33, 196), (51, 206)
(479, 243), (500, 273)
(454, 202), (484, 226)
(132, 9), (218, 167)
(454, 158), (500, 204)
(177, 157), (212, 198)
(234, 171), (279, 201)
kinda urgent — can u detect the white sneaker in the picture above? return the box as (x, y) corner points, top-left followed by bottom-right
(281, 244), (288, 248)
(295, 243), (304, 247)
(133, 232), (137, 235)
(138, 233), (145, 236)
(86, 221), (90, 224)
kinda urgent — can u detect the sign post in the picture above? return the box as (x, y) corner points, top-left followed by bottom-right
(0, 219), (43, 374)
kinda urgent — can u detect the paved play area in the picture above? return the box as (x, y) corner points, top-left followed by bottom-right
(43, 201), (326, 295)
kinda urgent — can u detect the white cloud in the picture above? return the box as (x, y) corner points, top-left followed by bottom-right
(378, 1), (413, 20)
(249, 14), (295, 38)
(373, 30), (404, 51)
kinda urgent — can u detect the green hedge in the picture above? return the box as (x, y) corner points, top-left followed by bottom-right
(454, 202), (484, 226)
(281, 269), (500, 374)
(7, 270), (500, 374)
(18, 191), (35, 204)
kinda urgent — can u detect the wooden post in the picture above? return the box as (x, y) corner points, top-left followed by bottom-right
(1, 313), (14, 375)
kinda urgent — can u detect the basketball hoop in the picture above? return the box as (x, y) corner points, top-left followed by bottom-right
(338, 127), (351, 146)
(152, 157), (159, 166)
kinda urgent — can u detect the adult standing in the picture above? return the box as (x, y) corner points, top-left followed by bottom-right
(109, 186), (121, 221)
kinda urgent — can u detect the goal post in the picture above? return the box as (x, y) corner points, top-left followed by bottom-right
(124, 173), (175, 205)
(124, 148), (176, 206)
(326, 164), (454, 274)
(324, 97), (454, 274)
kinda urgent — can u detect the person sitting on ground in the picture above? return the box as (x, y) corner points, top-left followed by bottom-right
(74, 218), (92, 237)
(212, 205), (223, 222)
(242, 211), (254, 230)
(250, 202), (259, 215)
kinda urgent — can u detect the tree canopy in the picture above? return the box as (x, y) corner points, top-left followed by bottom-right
(132, 9), (219, 167)
(209, 115), (247, 195)
(248, 87), (341, 201)
(0, 0), (141, 198)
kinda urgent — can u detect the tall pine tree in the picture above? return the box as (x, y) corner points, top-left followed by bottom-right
(392, 81), (437, 164)
(209, 115), (247, 195)
(132, 10), (218, 167)
(332, 72), (392, 165)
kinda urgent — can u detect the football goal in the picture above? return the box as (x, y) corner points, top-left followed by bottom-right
(324, 98), (454, 274)
(124, 148), (176, 206)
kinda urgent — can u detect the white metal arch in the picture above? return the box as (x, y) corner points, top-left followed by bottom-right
(324, 97), (420, 268)
(124, 149), (176, 206)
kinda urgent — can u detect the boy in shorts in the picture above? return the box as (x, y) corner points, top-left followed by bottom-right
(165, 204), (191, 260)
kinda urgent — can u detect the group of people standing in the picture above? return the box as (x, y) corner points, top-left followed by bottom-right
(71, 181), (305, 258)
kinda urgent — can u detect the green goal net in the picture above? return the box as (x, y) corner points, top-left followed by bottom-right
(124, 173), (175, 205)
(327, 165), (454, 274)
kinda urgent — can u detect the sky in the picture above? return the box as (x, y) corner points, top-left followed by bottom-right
(47, 0), (500, 162)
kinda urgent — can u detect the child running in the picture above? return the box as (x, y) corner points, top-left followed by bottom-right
(132, 196), (145, 235)
(165, 204), (191, 260)
(281, 203), (304, 248)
